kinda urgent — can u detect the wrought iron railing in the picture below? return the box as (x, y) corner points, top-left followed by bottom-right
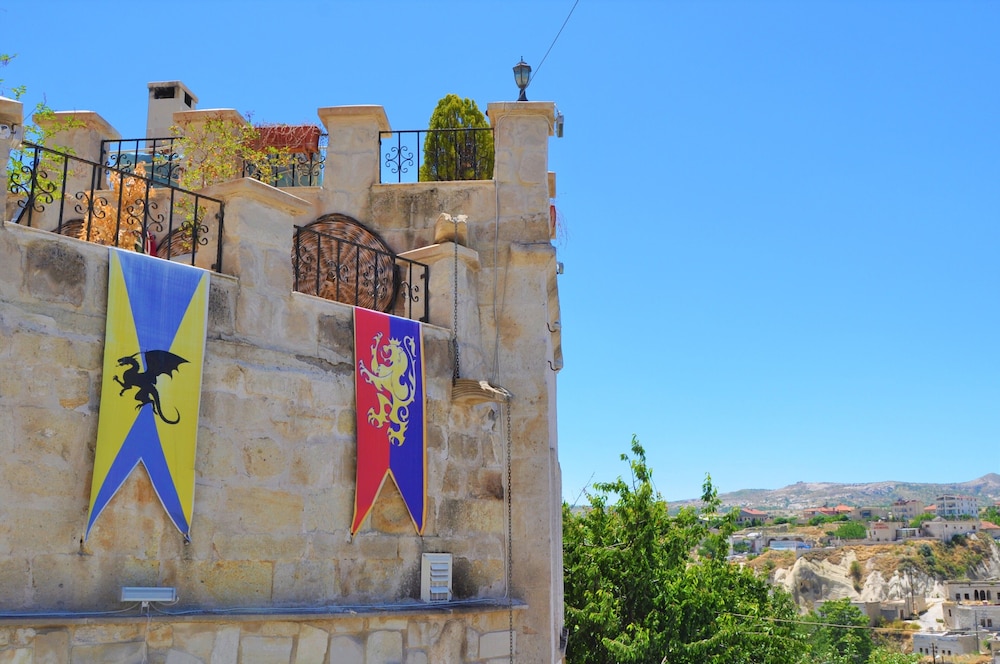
(102, 134), (328, 189)
(243, 132), (327, 187)
(293, 225), (429, 322)
(380, 128), (494, 184)
(101, 137), (181, 187)
(9, 142), (225, 271)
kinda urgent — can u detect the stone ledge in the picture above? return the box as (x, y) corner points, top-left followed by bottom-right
(398, 242), (480, 270)
(36, 111), (120, 140)
(317, 106), (391, 133)
(201, 177), (312, 216)
(487, 102), (556, 136)
(0, 599), (528, 627)
(173, 108), (244, 127)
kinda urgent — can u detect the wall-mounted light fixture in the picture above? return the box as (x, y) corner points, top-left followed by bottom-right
(120, 586), (176, 604)
(513, 58), (532, 101)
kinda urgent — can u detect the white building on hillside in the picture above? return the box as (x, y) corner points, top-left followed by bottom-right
(936, 494), (978, 518)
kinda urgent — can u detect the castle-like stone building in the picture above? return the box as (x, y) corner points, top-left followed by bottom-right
(0, 84), (565, 662)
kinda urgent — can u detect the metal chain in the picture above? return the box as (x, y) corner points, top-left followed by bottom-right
(452, 216), (460, 381)
(506, 400), (514, 663)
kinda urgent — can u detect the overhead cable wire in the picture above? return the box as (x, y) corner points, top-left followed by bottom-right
(528, 0), (581, 85)
(725, 611), (928, 634)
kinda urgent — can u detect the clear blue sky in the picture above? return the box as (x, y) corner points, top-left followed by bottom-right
(4, 1), (997, 502)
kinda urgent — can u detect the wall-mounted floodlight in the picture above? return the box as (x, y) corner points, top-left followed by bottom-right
(120, 586), (176, 603)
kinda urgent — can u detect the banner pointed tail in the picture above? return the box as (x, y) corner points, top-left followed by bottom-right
(87, 249), (208, 539)
(353, 309), (426, 534)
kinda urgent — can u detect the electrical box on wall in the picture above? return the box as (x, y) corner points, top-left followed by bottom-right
(420, 553), (453, 602)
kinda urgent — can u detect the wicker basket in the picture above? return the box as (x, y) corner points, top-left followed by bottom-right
(292, 213), (397, 313)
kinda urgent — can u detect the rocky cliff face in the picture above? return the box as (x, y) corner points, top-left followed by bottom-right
(771, 537), (1000, 610)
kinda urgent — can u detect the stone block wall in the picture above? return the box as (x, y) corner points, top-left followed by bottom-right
(0, 607), (523, 663)
(0, 97), (564, 661)
(1, 224), (512, 607)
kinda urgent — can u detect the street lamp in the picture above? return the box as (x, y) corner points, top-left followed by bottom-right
(513, 58), (531, 101)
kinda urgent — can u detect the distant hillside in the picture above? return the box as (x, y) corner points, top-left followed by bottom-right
(671, 473), (1000, 513)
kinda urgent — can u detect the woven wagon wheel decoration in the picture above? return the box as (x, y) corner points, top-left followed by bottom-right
(159, 226), (196, 257)
(293, 213), (398, 313)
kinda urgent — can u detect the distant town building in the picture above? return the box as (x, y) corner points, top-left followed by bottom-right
(767, 538), (811, 552)
(853, 506), (888, 521)
(734, 507), (769, 526)
(802, 504), (853, 519)
(730, 532), (765, 556)
(913, 632), (979, 658)
(981, 521), (1000, 538)
(941, 581), (1000, 639)
(946, 581), (1000, 604)
(887, 499), (924, 522)
(936, 494), (978, 518)
(852, 597), (926, 625)
(943, 603), (1000, 632)
(866, 521), (905, 543)
(921, 517), (980, 541)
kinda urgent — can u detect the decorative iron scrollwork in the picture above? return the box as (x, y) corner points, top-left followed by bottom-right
(384, 145), (414, 177)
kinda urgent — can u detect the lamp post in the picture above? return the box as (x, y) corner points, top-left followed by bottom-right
(513, 58), (531, 101)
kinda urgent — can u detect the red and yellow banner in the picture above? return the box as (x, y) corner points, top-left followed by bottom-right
(352, 309), (426, 534)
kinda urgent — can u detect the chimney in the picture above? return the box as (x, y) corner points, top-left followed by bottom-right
(146, 81), (198, 138)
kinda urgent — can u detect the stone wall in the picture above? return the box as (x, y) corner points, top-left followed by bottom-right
(0, 97), (564, 662)
(0, 607), (523, 663)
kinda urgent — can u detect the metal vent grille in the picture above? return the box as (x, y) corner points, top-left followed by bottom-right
(420, 553), (453, 602)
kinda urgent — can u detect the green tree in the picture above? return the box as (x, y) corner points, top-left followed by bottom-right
(835, 522), (868, 540)
(867, 650), (919, 664)
(980, 505), (1000, 524)
(909, 513), (935, 528)
(0, 53), (25, 100)
(419, 94), (493, 181)
(0, 54), (59, 144)
(805, 599), (873, 664)
(563, 437), (807, 664)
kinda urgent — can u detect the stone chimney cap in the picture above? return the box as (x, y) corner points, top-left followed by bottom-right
(147, 81), (199, 106)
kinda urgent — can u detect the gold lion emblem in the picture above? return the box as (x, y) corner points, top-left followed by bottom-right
(358, 332), (418, 446)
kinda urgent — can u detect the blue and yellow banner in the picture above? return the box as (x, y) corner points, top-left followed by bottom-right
(352, 309), (426, 535)
(87, 249), (209, 539)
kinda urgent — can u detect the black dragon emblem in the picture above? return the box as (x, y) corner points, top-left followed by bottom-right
(113, 350), (188, 424)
